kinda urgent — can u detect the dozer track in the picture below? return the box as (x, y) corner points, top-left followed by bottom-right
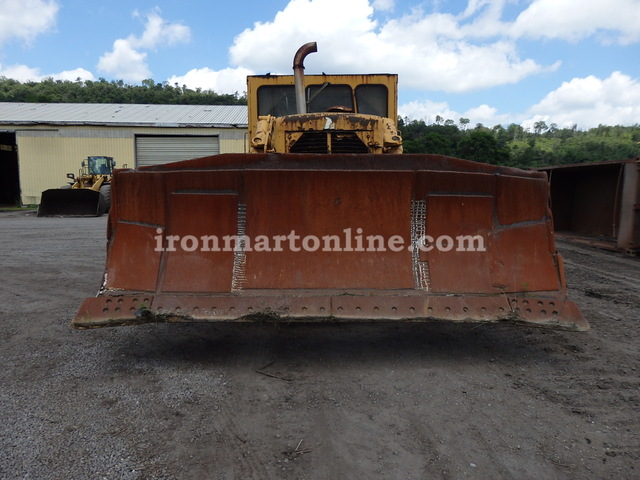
(72, 153), (588, 331)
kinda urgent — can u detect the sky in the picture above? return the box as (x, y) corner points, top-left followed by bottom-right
(0, 0), (639, 130)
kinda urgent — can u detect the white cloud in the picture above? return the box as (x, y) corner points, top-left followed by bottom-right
(512, 0), (640, 45)
(160, 0), (640, 101)
(372, 0), (395, 11)
(0, 64), (42, 81)
(222, 0), (640, 96)
(0, 63), (94, 82)
(168, 67), (253, 94)
(226, 0), (550, 93)
(215, 0), (639, 129)
(0, 0), (93, 83)
(0, 0), (59, 47)
(399, 99), (459, 124)
(166, 1), (639, 128)
(400, 71), (640, 130)
(457, 0), (509, 36)
(399, 99), (509, 127)
(459, 0), (496, 20)
(97, 39), (151, 82)
(131, 10), (191, 49)
(463, 104), (509, 127)
(97, 10), (190, 82)
(229, 0), (378, 74)
(54, 68), (96, 82)
(524, 72), (640, 129)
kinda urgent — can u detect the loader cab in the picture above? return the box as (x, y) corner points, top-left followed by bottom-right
(86, 156), (115, 176)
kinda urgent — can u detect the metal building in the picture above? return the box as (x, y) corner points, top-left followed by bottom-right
(0, 103), (248, 206)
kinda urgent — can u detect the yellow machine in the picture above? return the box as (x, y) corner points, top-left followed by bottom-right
(71, 43), (587, 331)
(248, 43), (402, 154)
(38, 156), (115, 217)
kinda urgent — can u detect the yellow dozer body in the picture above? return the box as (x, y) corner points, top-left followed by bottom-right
(72, 43), (587, 331)
(38, 156), (114, 217)
(248, 72), (402, 154)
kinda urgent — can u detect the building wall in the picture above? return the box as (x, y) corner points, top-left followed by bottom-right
(9, 125), (246, 205)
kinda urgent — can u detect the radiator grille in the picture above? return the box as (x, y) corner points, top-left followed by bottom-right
(289, 132), (369, 153)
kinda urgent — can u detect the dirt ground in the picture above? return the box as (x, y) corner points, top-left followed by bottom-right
(0, 210), (638, 480)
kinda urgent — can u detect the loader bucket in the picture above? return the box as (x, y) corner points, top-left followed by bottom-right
(38, 188), (107, 217)
(73, 153), (588, 330)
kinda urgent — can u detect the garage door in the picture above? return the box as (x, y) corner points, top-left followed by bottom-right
(136, 136), (219, 167)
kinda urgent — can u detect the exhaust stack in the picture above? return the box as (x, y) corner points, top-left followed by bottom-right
(293, 42), (318, 114)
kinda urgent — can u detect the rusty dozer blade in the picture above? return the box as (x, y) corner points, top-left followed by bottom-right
(38, 188), (106, 217)
(73, 153), (588, 331)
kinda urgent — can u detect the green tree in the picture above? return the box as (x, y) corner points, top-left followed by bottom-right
(0, 77), (247, 105)
(457, 130), (509, 164)
(533, 121), (548, 135)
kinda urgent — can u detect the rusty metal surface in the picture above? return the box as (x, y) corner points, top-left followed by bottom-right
(273, 113), (402, 154)
(74, 153), (587, 330)
(72, 292), (587, 330)
(538, 157), (640, 254)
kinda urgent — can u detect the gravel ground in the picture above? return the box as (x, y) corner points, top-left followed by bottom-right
(0, 210), (638, 480)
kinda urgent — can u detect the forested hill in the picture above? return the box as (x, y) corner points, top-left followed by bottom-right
(1, 77), (638, 167)
(399, 118), (640, 168)
(0, 77), (246, 105)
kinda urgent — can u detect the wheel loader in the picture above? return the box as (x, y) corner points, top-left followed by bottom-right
(72, 43), (587, 330)
(37, 156), (115, 217)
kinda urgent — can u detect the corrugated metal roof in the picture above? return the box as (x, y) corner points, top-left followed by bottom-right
(0, 102), (248, 127)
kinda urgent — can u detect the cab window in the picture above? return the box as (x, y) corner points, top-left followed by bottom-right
(355, 84), (388, 117)
(257, 86), (296, 116)
(306, 84), (353, 113)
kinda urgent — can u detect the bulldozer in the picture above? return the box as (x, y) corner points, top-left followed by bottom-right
(37, 155), (115, 217)
(72, 43), (587, 331)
